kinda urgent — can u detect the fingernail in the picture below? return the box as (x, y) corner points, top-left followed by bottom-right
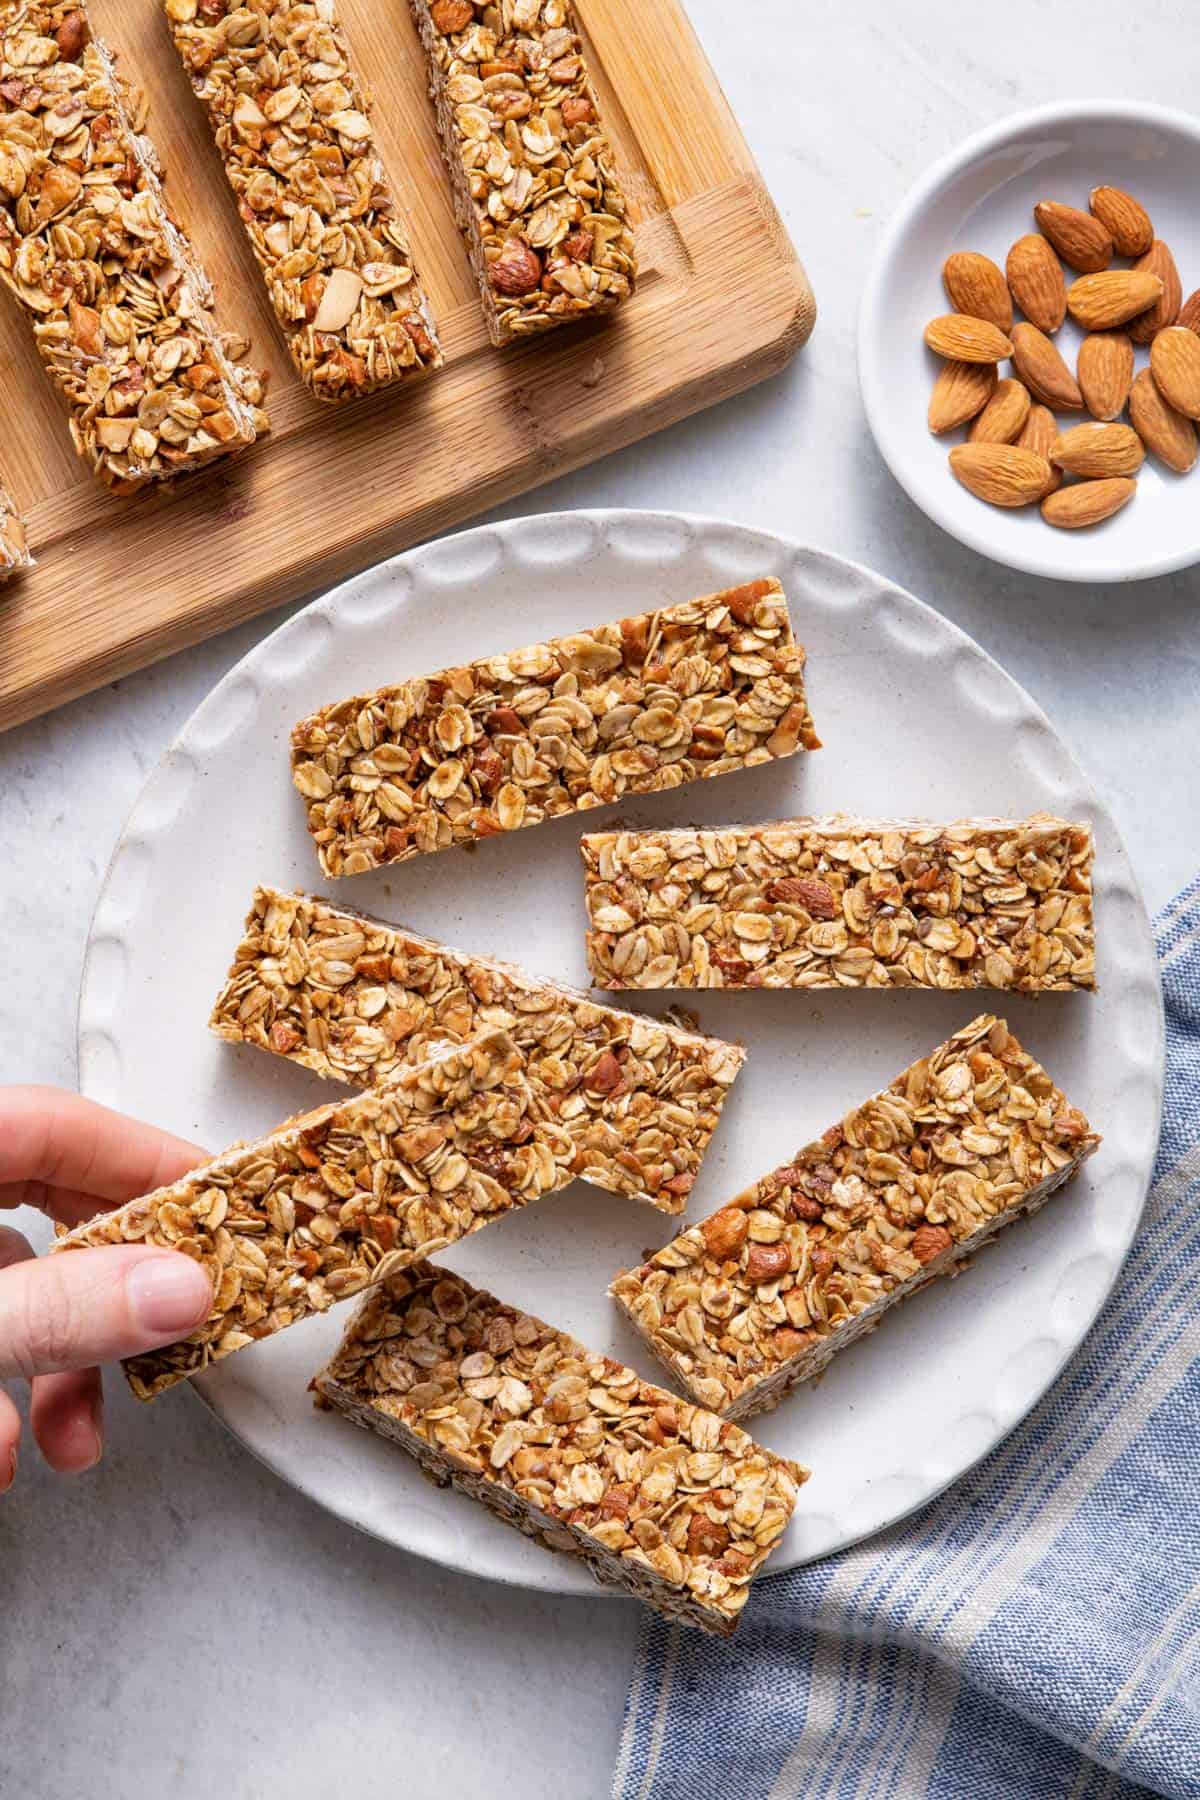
(1, 1447), (15, 1493)
(126, 1257), (212, 1336)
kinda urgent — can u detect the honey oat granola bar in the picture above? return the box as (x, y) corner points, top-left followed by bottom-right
(611, 1016), (1100, 1421)
(581, 815), (1096, 992)
(54, 1031), (580, 1399)
(210, 885), (746, 1214)
(408, 0), (635, 345)
(315, 1262), (806, 1634)
(165, 0), (440, 401)
(291, 579), (819, 877)
(0, 0), (267, 488)
(0, 480), (32, 576)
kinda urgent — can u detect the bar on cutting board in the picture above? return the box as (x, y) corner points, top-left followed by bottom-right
(0, 482), (32, 578)
(581, 815), (1096, 992)
(314, 1262), (806, 1635)
(54, 1031), (579, 1399)
(0, 0), (267, 488)
(408, 0), (636, 345)
(209, 885), (746, 1214)
(165, 0), (440, 401)
(610, 1016), (1100, 1422)
(291, 579), (819, 877)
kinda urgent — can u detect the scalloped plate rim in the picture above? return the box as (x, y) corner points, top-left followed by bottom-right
(76, 509), (1164, 1597)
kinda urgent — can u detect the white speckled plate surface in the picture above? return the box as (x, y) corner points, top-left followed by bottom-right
(77, 512), (1163, 1593)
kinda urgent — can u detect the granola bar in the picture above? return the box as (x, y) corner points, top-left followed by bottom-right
(292, 579), (819, 877)
(582, 815), (1096, 992)
(0, 0), (268, 488)
(54, 1031), (579, 1399)
(0, 480), (32, 577)
(408, 0), (635, 345)
(610, 1016), (1100, 1421)
(315, 1262), (806, 1634)
(209, 885), (746, 1214)
(165, 0), (441, 401)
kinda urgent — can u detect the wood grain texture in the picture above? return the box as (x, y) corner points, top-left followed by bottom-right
(0, 0), (815, 732)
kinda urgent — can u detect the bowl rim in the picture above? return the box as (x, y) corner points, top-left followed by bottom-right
(858, 96), (1200, 583)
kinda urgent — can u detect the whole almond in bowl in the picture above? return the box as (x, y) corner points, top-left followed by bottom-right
(924, 314), (1014, 362)
(1015, 403), (1063, 494)
(1149, 327), (1200, 420)
(967, 377), (1031, 444)
(948, 443), (1053, 507)
(1034, 201), (1112, 273)
(942, 252), (1013, 333)
(1066, 270), (1164, 331)
(1129, 367), (1198, 473)
(1088, 186), (1154, 257)
(1051, 422), (1145, 478)
(1010, 323), (1083, 410)
(1006, 234), (1066, 334)
(928, 359), (997, 433)
(1129, 241), (1182, 344)
(1178, 289), (1200, 335)
(1076, 332), (1134, 421)
(1041, 478), (1137, 530)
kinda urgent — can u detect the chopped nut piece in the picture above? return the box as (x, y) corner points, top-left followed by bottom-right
(582, 815), (1095, 993)
(0, 480), (32, 578)
(0, 0), (266, 488)
(315, 1262), (807, 1635)
(407, 0), (636, 345)
(611, 1016), (1101, 1420)
(291, 579), (819, 876)
(166, 0), (440, 401)
(53, 1031), (579, 1400)
(209, 885), (746, 1214)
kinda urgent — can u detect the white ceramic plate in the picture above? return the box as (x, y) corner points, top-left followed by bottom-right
(78, 512), (1163, 1593)
(859, 100), (1200, 582)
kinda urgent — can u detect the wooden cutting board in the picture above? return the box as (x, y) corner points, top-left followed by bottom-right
(0, 0), (815, 732)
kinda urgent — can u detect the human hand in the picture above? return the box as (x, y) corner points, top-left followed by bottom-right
(0, 1086), (213, 1488)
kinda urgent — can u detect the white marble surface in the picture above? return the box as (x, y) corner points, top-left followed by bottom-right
(2, 4), (1198, 1796)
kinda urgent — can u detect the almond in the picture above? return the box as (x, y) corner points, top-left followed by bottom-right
(1076, 331), (1133, 421)
(1010, 322), (1083, 411)
(1005, 234), (1066, 334)
(1016, 403), (1063, 494)
(1129, 366), (1198, 474)
(1149, 326), (1200, 420)
(1129, 241), (1181, 344)
(967, 376), (1031, 444)
(928, 359), (997, 434)
(1088, 185), (1154, 257)
(948, 442), (1053, 507)
(490, 238), (542, 296)
(1066, 270), (1164, 331)
(923, 313), (1013, 363)
(1034, 200), (1112, 273)
(1178, 289), (1200, 335)
(1041, 478), (1136, 530)
(1050, 422), (1144, 478)
(942, 251), (1013, 333)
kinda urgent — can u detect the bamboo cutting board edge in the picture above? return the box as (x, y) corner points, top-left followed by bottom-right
(0, 0), (816, 732)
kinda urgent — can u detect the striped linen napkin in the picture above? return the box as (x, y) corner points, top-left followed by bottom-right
(615, 883), (1199, 1800)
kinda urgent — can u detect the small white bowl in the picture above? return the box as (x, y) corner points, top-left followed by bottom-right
(859, 100), (1200, 583)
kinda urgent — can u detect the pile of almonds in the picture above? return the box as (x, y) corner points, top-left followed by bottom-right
(924, 185), (1200, 529)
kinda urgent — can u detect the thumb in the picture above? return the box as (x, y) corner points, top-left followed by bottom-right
(0, 1245), (213, 1381)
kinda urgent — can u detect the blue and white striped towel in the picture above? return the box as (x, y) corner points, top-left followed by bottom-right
(615, 883), (1200, 1800)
